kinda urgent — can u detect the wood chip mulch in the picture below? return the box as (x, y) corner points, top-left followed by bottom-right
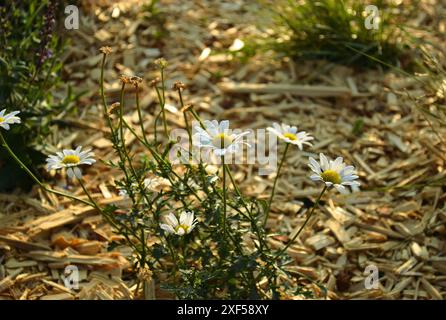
(0, 0), (445, 300)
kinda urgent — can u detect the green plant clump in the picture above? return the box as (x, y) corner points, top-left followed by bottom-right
(266, 0), (412, 68)
(0, 0), (67, 191)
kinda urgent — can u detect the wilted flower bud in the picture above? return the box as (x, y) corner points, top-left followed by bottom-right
(119, 74), (131, 84)
(130, 75), (143, 87)
(173, 81), (186, 91)
(100, 46), (113, 55)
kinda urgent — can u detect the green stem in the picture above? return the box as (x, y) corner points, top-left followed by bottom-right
(0, 132), (94, 207)
(135, 85), (149, 145)
(159, 69), (168, 139)
(223, 164), (251, 218)
(117, 85), (152, 205)
(275, 186), (327, 258)
(166, 237), (178, 280)
(119, 83), (126, 147)
(177, 89), (192, 159)
(189, 108), (206, 129)
(153, 87), (163, 144)
(77, 177), (103, 213)
(222, 156), (227, 239)
(99, 53), (115, 136)
(263, 143), (290, 227)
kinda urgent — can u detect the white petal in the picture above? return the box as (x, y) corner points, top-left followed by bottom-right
(342, 180), (360, 187)
(331, 157), (344, 171)
(289, 126), (298, 134)
(334, 184), (348, 194)
(213, 148), (225, 157)
(267, 127), (282, 137)
(272, 123), (282, 133)
(219, 120), (230, 131)
(308, 157), (322, 174)
(73, 167), (82, 179)
(160, 224), (175, 234)
(179, 211), (194, 226)
(164, 213), (179, 227)
(67, 168), (75, 179)
(320, 153), (329, 171)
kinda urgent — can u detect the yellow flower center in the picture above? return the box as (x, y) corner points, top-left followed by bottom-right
(283, 132), (297, 141)
(0, 117), (4, 122)
(320, 170), (341, 184)
(175, 224), (189, 234)
(62, 155), (80, 165)
(211, 133), (233, 149)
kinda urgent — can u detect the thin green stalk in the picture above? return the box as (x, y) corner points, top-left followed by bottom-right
(117, 84), (152, 205)
(263, 143), (290, 227)
(223, 164), (251, 219)
(224, 164), (266, 252)
(222, 156), (227, 239)
(140, 227), (147, 298)
(0, 132), (93, 207)
(77, 177), (103, 214)
(189, 108), (206, 129)
(275, 186), (327, 258)
(119, 83), (126, 147)
(166, 237), (179, 280)
(159, 69), (168, 139)
(135, 85), (149, 145)
(153, 87), (164, 144)
(177, 89), (192, 158)
(75, 176), (142, 257)
(99, 53), (115, 135)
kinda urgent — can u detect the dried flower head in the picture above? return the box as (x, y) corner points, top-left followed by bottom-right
(130, 76), (143, 87)
(119, 74), (131, 84)
(100, 46), (113, 55)
(173, 81), (186, 91)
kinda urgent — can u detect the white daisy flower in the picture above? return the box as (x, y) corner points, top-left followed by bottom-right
(160, 211), (197, 236)
(0, 109), (21, 130)
(267, 123), (313, 150)
(308, 153), (360, 193)
(193, 120), (250, 157)
(46, 146), (96, 179)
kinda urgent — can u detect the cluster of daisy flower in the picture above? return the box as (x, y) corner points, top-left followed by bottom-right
(192, 119), (360, 194)
(0, 105), (360, 238)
